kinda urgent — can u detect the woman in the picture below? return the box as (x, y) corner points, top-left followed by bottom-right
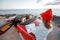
(35, 9), (53, 40)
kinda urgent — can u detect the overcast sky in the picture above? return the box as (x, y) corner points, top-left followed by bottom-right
(0, 0), (60, 9)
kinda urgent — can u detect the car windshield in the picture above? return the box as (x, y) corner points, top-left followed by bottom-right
(0, 20), (9, 28)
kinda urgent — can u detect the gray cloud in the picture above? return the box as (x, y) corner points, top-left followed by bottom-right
(36, 0), (42, 3)
(36, 0), (60, 5)
(46, 1), (60, 5)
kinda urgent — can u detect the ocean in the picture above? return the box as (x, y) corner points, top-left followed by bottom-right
(0, 9), (60, 16)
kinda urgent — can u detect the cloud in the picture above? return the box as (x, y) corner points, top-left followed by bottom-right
(36, 0), (55, 5)
(36, 0), (60, 5)
(46, 0), (60, 5)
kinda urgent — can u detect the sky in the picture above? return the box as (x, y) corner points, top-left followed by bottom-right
(0, 0), (60, 9)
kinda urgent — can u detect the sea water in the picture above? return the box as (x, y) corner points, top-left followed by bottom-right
(0, 9), (60, 16)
